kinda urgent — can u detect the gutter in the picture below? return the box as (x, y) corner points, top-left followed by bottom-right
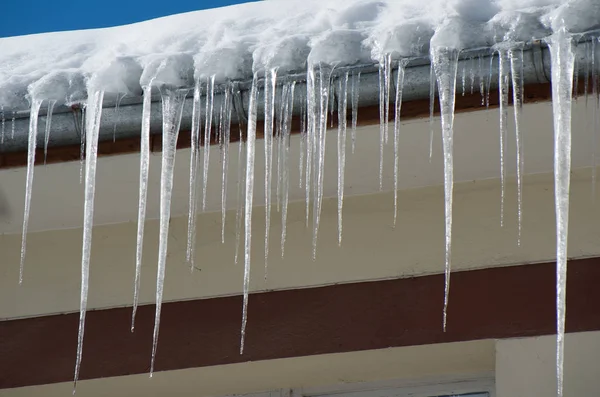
(0, 37), (591, 156)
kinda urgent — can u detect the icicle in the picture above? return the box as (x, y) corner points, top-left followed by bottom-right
(234, 123), (246, 265)
(43, 100), (56, 165)
(19, 98), (43, 284)
(112, 93), (125, 142)
(311, 63), (334, 259)
(469, 57), (476, 95)
(240, 73), (259, 355)
(73, 89), (105, 391)
(378, 55), (392, 190)
(281, 81), (295, 256)
(337, 72), (349, 245)
(186, 81), (202, 270)
(479, 55), (485, 106)
(431, 46), (459, 332)
(150, 86), (187, 377)
(351, 71), (360, 154)
(202, 76), (215, 211)
(221, 86), (232, 244)
(546, 27), (575, 397)
(393, 62), (406, 227)
(461, 63), (466, 96)
(498, 48), (510, 228)
(510, 46), (525, 245)
(79, 107), (86, 184)
(591, 38), (598, 200)
(1, 105), (4, 144)
(299, 91), (306, 189)
(429, 62), (436, 162)
(131, 85), (153, 331)
(263, 68), (277, 282)
(305, 66), (316, 227)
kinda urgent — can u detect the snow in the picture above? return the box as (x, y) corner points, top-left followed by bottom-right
(3, 0), (600, 395)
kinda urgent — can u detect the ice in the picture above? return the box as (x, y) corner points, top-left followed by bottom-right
(351, 71), (360, 154)
(546, 27), (575, 397)
(497, 47), (510, 227)
(240, 74), (258, 354)
(281, 81), (296, 256)
(221, 86), (233, 244)
(202, 76), (216, 212)
(150, 86), (187, 377)
(431, 46), (459, 332)
(131, 85), (153, 331)
(19, 98), (43, 284)
(43, 100), (56, 165)
(263, 68), (277, 281)
(186, 81), (202, 270)
(393, 62), (407, 227)
(429, 63), (436, 161)
(337, 72), (348, 245)
(74, 88), (105, 390)
(510, 45), (525, 245)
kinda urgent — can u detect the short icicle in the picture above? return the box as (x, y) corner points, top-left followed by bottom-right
(510, 45), (525, 245)
(498, 48), (510, 227)
(337, 72), (348, 245)
(263, 68), (277, 281)
(393, 62), (406, 227)
(19, 98), (43, 284)
(240, 73), (259, 354)
(546, 27), (576, 397)
(131, 85), (153, 331)
(150, 86), (187, 377)
(186, 80), (202, 270)
(74, 89), (105, 391)
(431, 46), (459, 332)
(43, 100), (56, 165)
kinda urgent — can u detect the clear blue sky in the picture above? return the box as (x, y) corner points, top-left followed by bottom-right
(1, 0), (255, 38)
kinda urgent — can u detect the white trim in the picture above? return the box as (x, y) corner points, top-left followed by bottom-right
(291, 373), (494, 397)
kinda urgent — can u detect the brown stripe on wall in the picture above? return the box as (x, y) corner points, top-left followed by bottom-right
(1, 257), (599, 389)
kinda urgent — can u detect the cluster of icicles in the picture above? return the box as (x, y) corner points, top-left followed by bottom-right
(7, 29), (598, 396)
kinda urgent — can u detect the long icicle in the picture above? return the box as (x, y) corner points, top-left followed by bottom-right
(337, 72), (348, 245)
(431, 46), (459, 332)
(131, 85), (153, 331)
(234, 124), (246, 265)
(240, 73), (258, 354)
(393, 62), (406, 227)
(186, 80), (202, 270)
(510, 45), (525, 245)
(312, 63), (333, 260)
(74, 89), (105, 391)
(19, 98), (43, 284)
(264, 68), (277, 282)
(43, 100), (56, 165)
(546, 27), (575, 397)
(202, 76), (215, 211)
(351, 72), (360, 154)
(498, 48), (510, 228)
(150, 86), (187, 377)
(281, 81), (295, 257)
(221, 86), (232, 244)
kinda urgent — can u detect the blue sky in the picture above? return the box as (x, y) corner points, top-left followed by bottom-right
(1, 0), (255, 38)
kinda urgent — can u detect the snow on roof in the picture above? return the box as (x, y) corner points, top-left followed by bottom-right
(0, 0), (599, 111)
